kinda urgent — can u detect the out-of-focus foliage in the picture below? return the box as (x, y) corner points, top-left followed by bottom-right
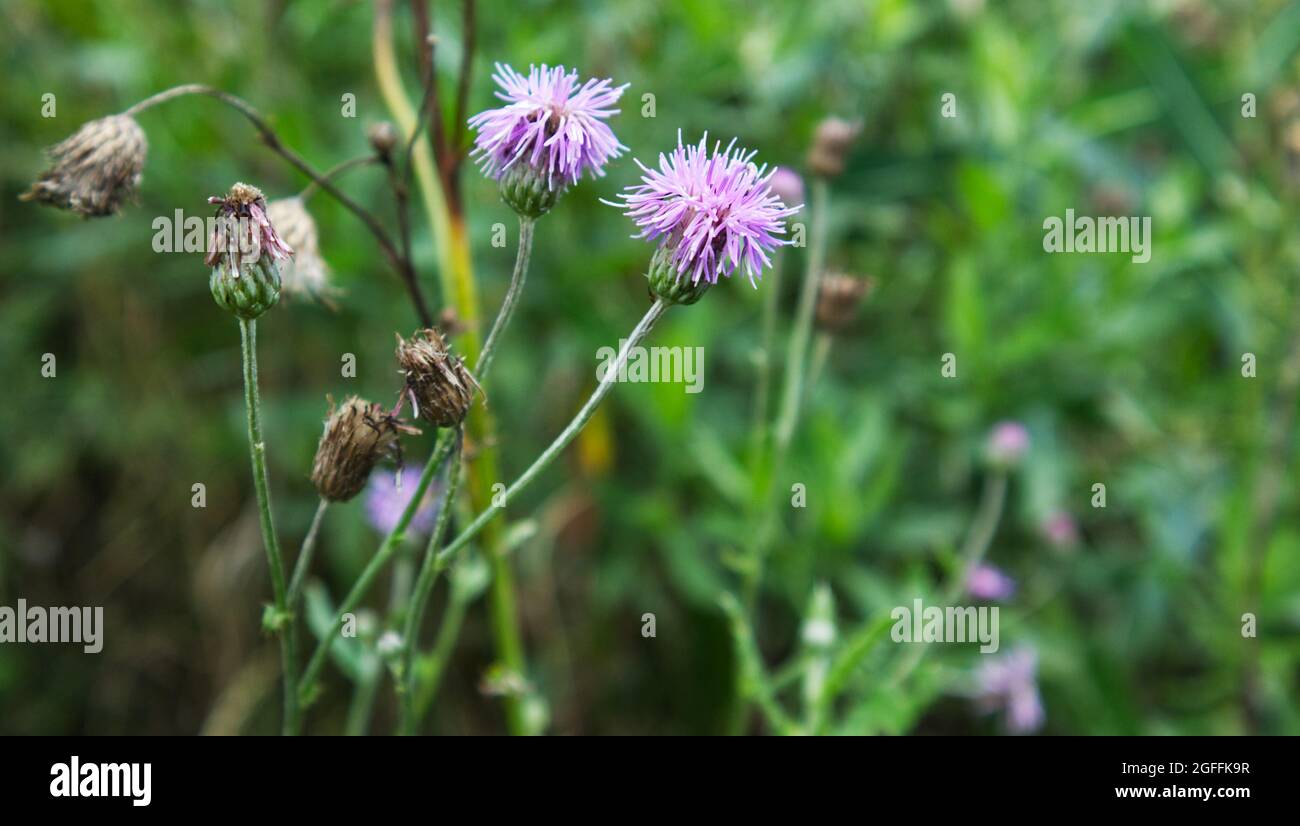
(1, 0), (1298, 734)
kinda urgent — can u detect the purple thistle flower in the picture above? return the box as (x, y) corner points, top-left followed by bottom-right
(974, 646), (1045, 734)
(768, 166), (805, 207)
(965, 563), (1016, 601)
(608, 132), (800, 290)
(363, 467), (441, 537)
(468, 63), (628, 190)
(985, 420), (1030, 469)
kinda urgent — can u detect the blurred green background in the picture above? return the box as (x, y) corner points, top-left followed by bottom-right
(2, 0), (1299, 735)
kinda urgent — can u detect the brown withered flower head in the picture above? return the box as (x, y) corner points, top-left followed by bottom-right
(311, 396), (419, 502)
(22, 114), (147, 217)
(396, 328), (481, 427)
(815, 272), (874, 332)
(806, 117), (861, 178)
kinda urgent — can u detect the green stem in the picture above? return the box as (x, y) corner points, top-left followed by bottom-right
(888, 470), (1008, 689)
(344, 666), (381, 736)
(433, 300), (671, 572)
(476, 216), (535, 384)
(773, 178), (829, 454)
(412, 583), (473, 724)
(398, 433), (465, 734)
(298, 429), (455, 706)
(287, 498), (328, 608)
(237, 318), (298, 736)
(749, 251), (785, 465)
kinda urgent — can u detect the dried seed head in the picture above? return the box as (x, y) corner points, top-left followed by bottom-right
(311, 396), (418, 502)
(267, 197), (335, 304)
(806, 117), (860, 178)
(396, 328), (480, 427)
(22, 114), (147, 217)
(815, 273), (873, 332)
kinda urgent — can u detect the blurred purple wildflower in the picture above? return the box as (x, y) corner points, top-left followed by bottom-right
(768, 166), (805, 208)
(965, 563), (1016, 600)
(985, 420), (1030, 468)
(1043, 511), (1080, 549)
(468, 63), (628, 189)
(608, 132), (801, 287)
(363, 467), (441, 536)
(974, 646), (1045, 734)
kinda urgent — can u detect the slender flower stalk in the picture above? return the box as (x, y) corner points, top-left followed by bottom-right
(287, 499), (329, 607)
(411, 577), (476, 723)
(432, 300), (670, 571)
(237, 318), (298, 735)
(299, 429), (456, 707)
(398, 432), (465, 733)
(475, 216), (535, 383)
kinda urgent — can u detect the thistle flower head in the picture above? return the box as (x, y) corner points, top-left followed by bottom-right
(469, 63), (627, 215)
(965, 563), (1017, 601)
(608, 132), (800, 299)
(396, 328), (480, 427)
(311, 396), (419, 503)
(22, 114), (147, 217)
(206, 183), (293, 319)
(985, 420), (1029, 469)
(267, 197), (335, 304)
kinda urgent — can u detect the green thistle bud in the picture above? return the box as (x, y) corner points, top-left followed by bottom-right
(205, 183), (294, 320)
(210, 255), (282, 320)
(646, 244), (711, 305)
(499, 162), (565, 219)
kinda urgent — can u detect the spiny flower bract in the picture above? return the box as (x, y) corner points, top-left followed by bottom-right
(609, 132), (801, 288)
(468, 63), (628, 190)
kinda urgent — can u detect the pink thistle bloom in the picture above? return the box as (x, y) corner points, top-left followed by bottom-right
(974, 646), (1045, 734)
(468, 63), (628, 189)
(965, 563), (1016, 600)
(608, 132), (801, 287)
(985, 420), (1030, 468)
(1043, 511), (1080, 549)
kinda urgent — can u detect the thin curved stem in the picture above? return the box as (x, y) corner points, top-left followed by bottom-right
(475, 216), (535, 383)
(287, 498), (329, 606)
(774, 178), (829, 453)
(298, 429), (456, 706)
(238, 318), (297, 735)
(434, 300), (670, 570)
(398, 432), (465, 733)
(126, 83), (432, 326)
(298, 155), (380, 203)
(411, 581), (473, 724)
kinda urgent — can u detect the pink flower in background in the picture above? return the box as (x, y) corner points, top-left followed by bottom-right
(1043, 511), (1080, 549)
(974, 646), (1045, 734)
(768, 166), (805, 207)
(363, 468), (441, 536)
(966, 563), (1016, 600)
(985, 420), (1029, 468)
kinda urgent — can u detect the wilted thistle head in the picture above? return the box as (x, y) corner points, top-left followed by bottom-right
(205, 183), (293, 320)
(267, 197), (335, 304)
(607, 132), (800, 305)
(396, 328), (480, 427)
(815, 273), (873, 332)
(468, 63), (628, 218)
(311, 396), (418, 502)
(806, 116), (860, 178)
(22, 114), (147, 217)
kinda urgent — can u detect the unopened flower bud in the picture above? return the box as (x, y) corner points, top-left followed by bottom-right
(815, 273), (873, 332)
(368, 121), (400, 159)
(396, 328), (480, 427)
(806, 117), (860, 178)
(206, 183), (293, 320)
(645, 242), (711, 306)
(311, 396), (417, 502)
(22, 114), (147, 217)
(499, 161), (566, 219)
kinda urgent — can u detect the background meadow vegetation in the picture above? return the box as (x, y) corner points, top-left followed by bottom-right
(2, 0), (1299, 734)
